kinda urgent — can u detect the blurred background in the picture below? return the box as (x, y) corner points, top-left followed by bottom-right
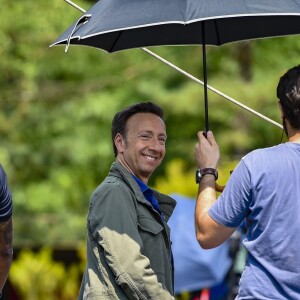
(1, 0), (300, 299)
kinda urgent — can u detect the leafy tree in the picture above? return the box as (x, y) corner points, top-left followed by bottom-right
(0, 0), (299, 247)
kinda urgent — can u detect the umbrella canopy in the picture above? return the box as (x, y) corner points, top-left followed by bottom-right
(51, 0), (300, 52)
(51, 0), (300, 131)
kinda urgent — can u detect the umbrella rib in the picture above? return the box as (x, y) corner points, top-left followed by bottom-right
(141, 48), (282, 130)
(64, 0), (85, 13)
(213, 19), (221, 45)
(109, 31), (123, 53)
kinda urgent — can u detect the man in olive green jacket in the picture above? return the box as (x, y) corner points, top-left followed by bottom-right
(79, 102), (176, 300)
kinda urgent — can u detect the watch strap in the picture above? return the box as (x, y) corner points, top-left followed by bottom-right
(196, 168), (218, 183)
(201, 168), (218, 180)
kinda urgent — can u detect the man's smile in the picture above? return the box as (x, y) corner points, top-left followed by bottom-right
(143, 154), (157, 161)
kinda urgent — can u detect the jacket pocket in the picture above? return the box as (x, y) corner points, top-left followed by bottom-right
(137, 216), (163, 234)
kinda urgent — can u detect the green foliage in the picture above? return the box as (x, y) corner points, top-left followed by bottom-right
(154, 159), (199, 197)
(9, 248), (82, 300)
(153, 159), (239, 197)
(0, 0), (299, 247)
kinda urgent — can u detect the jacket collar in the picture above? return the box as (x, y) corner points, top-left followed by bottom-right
(109, 161), (176, 222)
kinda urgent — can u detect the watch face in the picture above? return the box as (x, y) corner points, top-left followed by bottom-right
(195, 169), (202, 184)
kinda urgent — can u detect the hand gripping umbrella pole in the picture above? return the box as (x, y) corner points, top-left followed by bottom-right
(62, 0), (283, 131)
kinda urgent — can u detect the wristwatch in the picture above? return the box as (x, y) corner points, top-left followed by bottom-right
(196, 168), (218, 184)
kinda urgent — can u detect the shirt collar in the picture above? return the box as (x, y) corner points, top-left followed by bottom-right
(132, 175), (150, 193)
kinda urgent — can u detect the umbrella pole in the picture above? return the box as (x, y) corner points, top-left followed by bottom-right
(202, 23), (209, 135)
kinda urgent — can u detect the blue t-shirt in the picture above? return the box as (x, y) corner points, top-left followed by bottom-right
(0, 165), (12, 222)
(209, 143), (300, 300)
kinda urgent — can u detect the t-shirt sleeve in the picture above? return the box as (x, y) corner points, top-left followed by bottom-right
(0, 165), (13, 222)
(208, 159), (251, 228)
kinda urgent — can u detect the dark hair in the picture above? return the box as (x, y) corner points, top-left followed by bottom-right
(111, 102), (165, 157)
(277, 65), (300, 129)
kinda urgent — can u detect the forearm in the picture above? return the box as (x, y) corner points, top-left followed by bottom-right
(195, 175), (217, 243)
(194, 131), (236, 248)
(0, 251), (13, 292)
(0, 218), (13, 292)
(195, 176), (236, 249)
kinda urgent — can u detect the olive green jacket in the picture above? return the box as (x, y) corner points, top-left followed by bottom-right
(78, 162), (176, 300)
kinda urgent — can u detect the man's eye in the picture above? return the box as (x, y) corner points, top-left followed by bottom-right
(141, 134), (151, 139)
(159, 138), (166, 143)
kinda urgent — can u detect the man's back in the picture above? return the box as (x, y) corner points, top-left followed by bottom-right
(194, 65), (300, 300)
(210, 142), (300, 299)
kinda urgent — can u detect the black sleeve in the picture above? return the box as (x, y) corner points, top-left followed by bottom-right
(0, 165), (12, 222)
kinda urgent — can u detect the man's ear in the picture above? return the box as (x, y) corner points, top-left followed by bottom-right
(114, 133), (125, 153)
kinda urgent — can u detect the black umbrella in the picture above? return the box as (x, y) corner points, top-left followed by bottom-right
(51, 0), (300, 132)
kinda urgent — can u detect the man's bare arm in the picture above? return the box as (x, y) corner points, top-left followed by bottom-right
(0, 217), (13, 293)
(194, 131), (236, 249)
(195, 175), (235, 249)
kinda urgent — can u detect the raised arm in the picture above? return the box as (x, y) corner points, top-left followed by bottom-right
(194, 131), (235, 249)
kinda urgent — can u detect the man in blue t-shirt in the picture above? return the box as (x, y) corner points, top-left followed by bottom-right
(194, 65), (300, 299)
(0, 165), (13, 298)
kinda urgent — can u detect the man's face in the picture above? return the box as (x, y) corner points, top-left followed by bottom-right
(115, 112), (167, 183)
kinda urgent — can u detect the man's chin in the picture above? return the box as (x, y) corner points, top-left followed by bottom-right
(138, 168), (156, 180)
(145, 161), (162, 171)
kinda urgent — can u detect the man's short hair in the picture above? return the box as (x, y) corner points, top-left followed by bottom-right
(277, 65), (300, 129)
(111, 102), (165, 157)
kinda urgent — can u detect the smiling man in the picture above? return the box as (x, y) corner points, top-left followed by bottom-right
(78, 102), (176, 300)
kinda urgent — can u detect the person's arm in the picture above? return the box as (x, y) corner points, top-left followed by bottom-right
(194, 131), (236, 249)
(0, 217), (13, 294)
(195, 174), (236, 248)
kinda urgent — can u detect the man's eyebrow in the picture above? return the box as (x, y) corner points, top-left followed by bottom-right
(138, 130), (152, 134)
(138, 130), (167, 137)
